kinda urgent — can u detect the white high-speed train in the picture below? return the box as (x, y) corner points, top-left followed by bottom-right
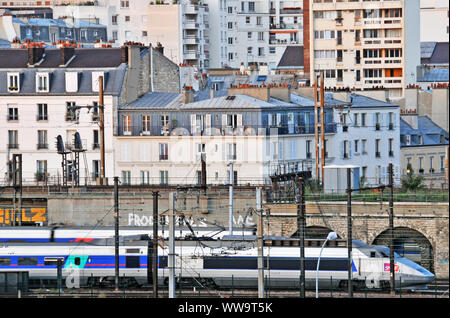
(0, 226), (256, 243)
(0, 236), (434, 290)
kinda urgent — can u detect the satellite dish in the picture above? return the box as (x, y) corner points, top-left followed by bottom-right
(56, 135), (65, 154)
(73, 132), (83, 150)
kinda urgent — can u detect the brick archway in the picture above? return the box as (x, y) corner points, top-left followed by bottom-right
(372, 226), (434, 273)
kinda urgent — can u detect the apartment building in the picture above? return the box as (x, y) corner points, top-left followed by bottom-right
(328, 92), (401, 186)
(400, 116), (449, 189)
(114, 78), (401, 188)
(0, 43), (181, 186)
(0, 0), (151, 45)
(306, 0), (421, 99)
(205, 0), (303, 70)
(0, 11), (107, 44)
(147, 0), (210, 71)
(115, 85), (337, 186)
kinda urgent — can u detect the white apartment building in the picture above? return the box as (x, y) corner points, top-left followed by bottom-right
(54, 0), (151, 44)
(420, 0), (449, 42)
(147, 0), (210, 71)
(10, 0), (151, 45)
(205, 0), (303, 70)
(307, 0), (421, 99)
(327, 92), (401, 187)
(114, 84), (400, 188)
(0, 48), (121, 185)
(0, 43), (181, 186)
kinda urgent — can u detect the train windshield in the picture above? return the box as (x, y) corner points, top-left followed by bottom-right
(376, 246), (400, 258)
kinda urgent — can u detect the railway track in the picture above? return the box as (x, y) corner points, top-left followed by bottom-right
(15, 283), (449, 298)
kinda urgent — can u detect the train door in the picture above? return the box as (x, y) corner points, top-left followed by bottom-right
(64, 254), (88, 288)
(358, 253), (388, 289)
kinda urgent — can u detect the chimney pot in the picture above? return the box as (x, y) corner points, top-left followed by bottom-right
(27, 47), (45, 65)
(60, 46), (75, 66)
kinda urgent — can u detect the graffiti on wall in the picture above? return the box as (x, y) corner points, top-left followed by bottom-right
(0, 207), (47, 225)
(128, 212), (256, 228)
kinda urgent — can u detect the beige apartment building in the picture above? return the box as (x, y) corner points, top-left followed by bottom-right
(305, 0), (421, 99)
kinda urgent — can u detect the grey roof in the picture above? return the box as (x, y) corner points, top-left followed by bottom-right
(347, 94), (398, 108)
(0, 66), (126, 96)
(180, 94), (275, 110)
(421, 42), (449, 65)
(290, 93), (315, 107)
(277, 46), (304, 68)
(120, 92), (181, 109)
(417, 68), (449, 82)
(400, 116), (449, 147)
(0, 48), (124, 69)
(421, 42), (436, 59)
(12, 17), (106, 29)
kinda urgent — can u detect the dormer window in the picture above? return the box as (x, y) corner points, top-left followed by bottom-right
(7, 73), (20, 92)
(36, 73), (49, 93)
(92, 71), (105, 92)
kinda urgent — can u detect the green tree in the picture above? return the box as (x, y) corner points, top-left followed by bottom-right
(401, 163), (425, 192)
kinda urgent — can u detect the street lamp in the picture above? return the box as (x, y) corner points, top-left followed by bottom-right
(316, 231), (338, 298)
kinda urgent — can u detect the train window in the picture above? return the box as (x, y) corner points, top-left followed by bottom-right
(370, 251), (376, 258)
(126, 249), (140, 254)
(125, 256), (140, 268)
(75, 257), (81, 266)
(18, 257), (38, 265)
(0, 257), (11, 265)
(44, 257), (65, 266)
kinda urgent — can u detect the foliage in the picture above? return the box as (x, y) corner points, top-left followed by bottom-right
(401, 163), (425, 192)
(305, 178), (322, 194)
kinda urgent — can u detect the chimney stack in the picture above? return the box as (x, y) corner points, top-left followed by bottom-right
(27, 47), (45, 65)
(155, 42), (164, 55)
(121, 45), (129, 64)
(60, 46), (75, 66)
(182, 86), (194, 104)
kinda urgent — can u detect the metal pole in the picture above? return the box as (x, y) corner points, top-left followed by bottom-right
(320, 72), (325, 187)
(314, 77), (319, 180)
(18, 154), (22, 226)
(229, 162), (234, 236)
(152, 191), (159, 298)
(297, 177), (305, 298)
(168, 192), (176, 298)
(257, 187), (264, 298)
(389, 163), (395, 294)
(57, 258), (62, 296)
(12, 155), (17, 226)
(347, 168), (353, 297)
(201, 154), (207, 191)
(99, 75), (105, 184)
(114, 176), (119, 292)
(316, 238), (329, 298)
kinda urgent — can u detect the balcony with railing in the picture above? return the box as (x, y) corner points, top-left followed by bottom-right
(184, 21), (199, 30)
(184, 5), (199, 15)
(117, 123), (338, 137)
(183, 50), (199, 60)
(183, 35), (199, 45)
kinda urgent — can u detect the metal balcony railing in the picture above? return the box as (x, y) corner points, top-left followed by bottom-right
(117, 123), (338, 137)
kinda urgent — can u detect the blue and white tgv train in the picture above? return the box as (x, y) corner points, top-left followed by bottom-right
(0, 238), (434, 290)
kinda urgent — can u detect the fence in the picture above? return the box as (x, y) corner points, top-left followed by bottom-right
(8, 276), (447, 299)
